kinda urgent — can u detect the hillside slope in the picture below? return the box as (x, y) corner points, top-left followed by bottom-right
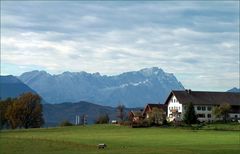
(0, 75), (36, 100)
(43, 101), (137, 126)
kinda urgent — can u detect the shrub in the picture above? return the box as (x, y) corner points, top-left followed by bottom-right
(59, 120), (73, 127)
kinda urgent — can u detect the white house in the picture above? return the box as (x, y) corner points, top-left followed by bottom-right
(164, 90), (240, 122)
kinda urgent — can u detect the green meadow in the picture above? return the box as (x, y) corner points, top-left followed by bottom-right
(1, 124), (240, 154)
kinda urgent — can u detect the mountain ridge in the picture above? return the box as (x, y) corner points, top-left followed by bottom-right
(18, 67), (185, 107)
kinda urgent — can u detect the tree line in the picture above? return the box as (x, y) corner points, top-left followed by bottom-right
(0, 93), (44, 129)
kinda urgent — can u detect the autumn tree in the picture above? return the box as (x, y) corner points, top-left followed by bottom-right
(5, 99), (22, 129)
(183, 102), (197, 125)
(5, 93), (44, 129)
(0, 98), (13, 129)
(213, 103), (231, 123)
(148, 107), (166, 125)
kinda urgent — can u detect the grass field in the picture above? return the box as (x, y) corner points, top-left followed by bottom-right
(1, 124), (240, 154)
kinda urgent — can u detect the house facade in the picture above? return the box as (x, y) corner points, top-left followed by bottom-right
(165, 90), (240, 122)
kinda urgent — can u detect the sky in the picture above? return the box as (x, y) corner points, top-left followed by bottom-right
(1, 1), (239, 91)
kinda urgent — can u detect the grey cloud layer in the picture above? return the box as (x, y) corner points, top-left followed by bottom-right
(1, 1), (239, 91)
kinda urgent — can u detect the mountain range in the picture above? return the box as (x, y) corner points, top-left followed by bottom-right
(1, 67), (238, 108)
(1, 68), (238, 126)
(18, 67), (184, 107)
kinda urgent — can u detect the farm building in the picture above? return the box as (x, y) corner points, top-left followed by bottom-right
(142, 104), (167, 119)
(129, 111), (144, 123)
(129, 104), (167, 124)
(164, 90), (240, 122)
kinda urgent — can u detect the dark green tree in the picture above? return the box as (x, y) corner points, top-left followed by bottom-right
(183, 102), (197, 125)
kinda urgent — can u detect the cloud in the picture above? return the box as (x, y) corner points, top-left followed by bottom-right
(1, 1), (239, 91)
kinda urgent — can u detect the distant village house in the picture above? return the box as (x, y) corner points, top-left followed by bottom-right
(142, 104), (167, 119)
(129, 104), (167, 125)
(129, 111), (144, 123)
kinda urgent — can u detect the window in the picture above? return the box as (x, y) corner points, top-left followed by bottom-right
(202, 106), (206, 111)
(197, 106), (201, 110)
(197, 114), (205, 118)
(235, 115), (238, 118)
(207, 114), (211, 118)
(179, 107), (180, 110)
(207, 106), (212, 111)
